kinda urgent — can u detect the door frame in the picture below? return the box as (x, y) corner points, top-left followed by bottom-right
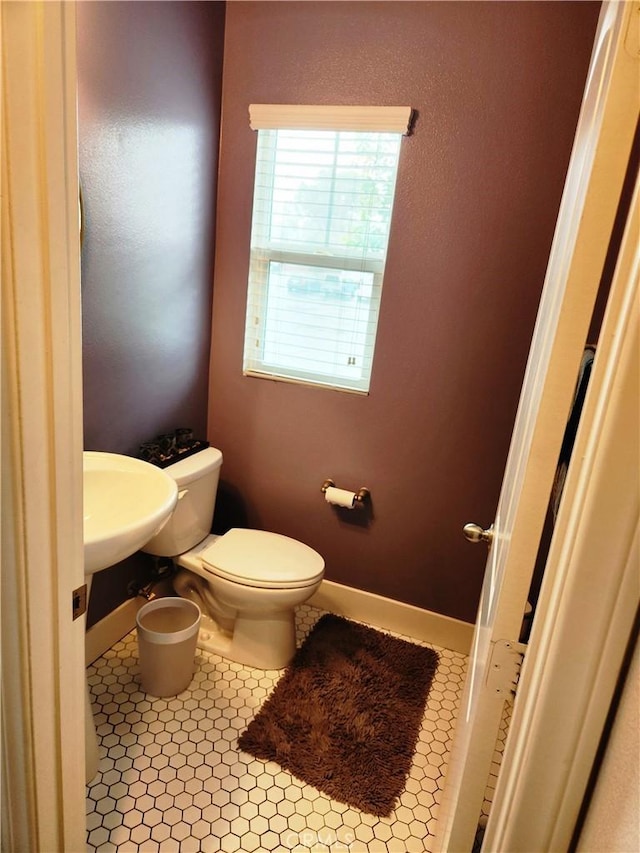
(484, 6), (639, 849)
(484, 172), (639, 852)
(1, 2), (85, 851)
(434, 2), (639, 848)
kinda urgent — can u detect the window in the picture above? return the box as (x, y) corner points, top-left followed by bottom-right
(243, 105), (411, 393)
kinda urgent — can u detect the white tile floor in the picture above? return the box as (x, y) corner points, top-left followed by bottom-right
(86, 603), (468, 852)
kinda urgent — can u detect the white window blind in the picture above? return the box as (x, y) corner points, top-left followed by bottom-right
(243, 105), (410, 393)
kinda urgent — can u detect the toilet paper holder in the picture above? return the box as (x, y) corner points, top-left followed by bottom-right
(321, 479), (370, 506)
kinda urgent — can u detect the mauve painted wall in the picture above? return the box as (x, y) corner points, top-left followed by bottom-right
(208, 1), (600, 623)
(78, 1), (225, 625)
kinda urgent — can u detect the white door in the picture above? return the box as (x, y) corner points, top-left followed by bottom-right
(434, 3), (639, 850)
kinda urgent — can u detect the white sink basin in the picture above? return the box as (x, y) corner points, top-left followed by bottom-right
(83, 451), (178, 575)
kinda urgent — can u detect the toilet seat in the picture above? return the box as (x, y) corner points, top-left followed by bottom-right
(200, 528), (325, 590)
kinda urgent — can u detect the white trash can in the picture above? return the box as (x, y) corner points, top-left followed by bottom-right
(136, 597), (201, 697)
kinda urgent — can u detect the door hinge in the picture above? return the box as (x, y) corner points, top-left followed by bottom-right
(72, 584), (87, 621)
(486, 639), (526, 697)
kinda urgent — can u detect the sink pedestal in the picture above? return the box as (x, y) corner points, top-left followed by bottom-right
(82, 451), (178, 784)
(85, 575), (100, 784)
(85, 682), (100, 783)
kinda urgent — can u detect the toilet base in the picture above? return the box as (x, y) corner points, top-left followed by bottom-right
(173, 533), (318, 671)
(196, 611), (296, 670)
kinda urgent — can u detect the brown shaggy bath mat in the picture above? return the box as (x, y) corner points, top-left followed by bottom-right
(237, 613), (440, 816)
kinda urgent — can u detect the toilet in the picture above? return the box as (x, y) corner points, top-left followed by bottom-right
(142, 447), (324, 669)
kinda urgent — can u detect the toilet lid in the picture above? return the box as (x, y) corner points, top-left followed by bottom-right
(200, 528), (325, 589)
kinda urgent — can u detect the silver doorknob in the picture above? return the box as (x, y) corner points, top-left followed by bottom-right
(463, 523), (494, 545)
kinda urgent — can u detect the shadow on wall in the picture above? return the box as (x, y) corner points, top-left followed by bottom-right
(86, 552), (158, 627)
(213, 480), (375, 534)
(327, 504), (373, 530)
(212, 481), (251, 535)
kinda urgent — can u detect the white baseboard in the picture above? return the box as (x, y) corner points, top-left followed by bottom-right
(86, 579), (473, 665)
(309, 579), (473, 655)
(85, 581), (172, 666)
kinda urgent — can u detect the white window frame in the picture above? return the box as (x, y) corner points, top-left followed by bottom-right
(243, 104), (412, 394)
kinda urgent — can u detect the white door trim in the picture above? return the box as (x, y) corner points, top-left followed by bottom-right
(1, 2), (85, 851)
(483, 172), (639, 852)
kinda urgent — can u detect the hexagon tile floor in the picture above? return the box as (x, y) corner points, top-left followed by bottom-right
(86, 604), (467, 852)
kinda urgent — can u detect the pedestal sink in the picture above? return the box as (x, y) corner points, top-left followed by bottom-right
(83, 452), (178, 782)
(84, 451), (179, 575)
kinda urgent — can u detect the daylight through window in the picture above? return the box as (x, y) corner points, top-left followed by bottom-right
(243, 105), (410, 393)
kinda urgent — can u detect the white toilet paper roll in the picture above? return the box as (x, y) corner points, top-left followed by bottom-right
(324, 486), (356, 509)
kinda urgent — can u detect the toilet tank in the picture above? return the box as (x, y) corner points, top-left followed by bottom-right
(142, 447), (223, 557)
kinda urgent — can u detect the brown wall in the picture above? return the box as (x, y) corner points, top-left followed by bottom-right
(209, 1), (600, 623)
(79, 1), (225, 625)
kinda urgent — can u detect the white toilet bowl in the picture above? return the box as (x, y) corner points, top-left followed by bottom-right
(172, 529), (323, 669)
(142, 448), (325, 670)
